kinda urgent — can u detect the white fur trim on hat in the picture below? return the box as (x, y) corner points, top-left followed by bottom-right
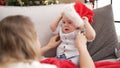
(63, 4), (84, 27)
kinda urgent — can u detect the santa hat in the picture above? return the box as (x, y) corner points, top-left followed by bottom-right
(63, 1), (94, 27)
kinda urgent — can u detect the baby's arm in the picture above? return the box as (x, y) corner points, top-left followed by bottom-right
(82, 17), (96, 41)
(50, 15), (62, 32)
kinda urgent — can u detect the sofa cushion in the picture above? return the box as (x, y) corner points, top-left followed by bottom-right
(87, 4), (118, 61)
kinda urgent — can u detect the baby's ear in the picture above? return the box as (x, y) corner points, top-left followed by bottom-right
(76, 27), (82, 31)
(76, 26), (86, 34)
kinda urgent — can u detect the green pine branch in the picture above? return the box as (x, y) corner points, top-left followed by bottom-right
(5, 0), (59, 6)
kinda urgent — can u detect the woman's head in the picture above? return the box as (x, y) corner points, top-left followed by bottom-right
(0, 15), (41, 64)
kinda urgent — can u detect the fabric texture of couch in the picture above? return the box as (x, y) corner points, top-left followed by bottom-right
(0, 4), (119, 61)
(88, 5), (118, 61)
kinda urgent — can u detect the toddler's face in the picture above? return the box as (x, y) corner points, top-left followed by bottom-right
(61, 15), (77, 34)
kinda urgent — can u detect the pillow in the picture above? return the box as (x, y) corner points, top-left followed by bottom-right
(87, 4), (118, 61)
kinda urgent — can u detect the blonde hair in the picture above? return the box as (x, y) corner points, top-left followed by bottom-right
(0, 15), (40, 64)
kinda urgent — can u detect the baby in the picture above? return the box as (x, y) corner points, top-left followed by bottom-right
(50, 1), (96, 65)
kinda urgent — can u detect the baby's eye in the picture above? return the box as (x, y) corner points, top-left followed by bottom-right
(62, 21), (65, 24)
(68, 21), (72, 24)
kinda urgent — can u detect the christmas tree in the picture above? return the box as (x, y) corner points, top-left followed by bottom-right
(4, 0), (59, 6)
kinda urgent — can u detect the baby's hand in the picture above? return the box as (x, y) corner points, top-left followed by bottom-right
(82, 16), (89, 23)
(58, 13), (63, 20)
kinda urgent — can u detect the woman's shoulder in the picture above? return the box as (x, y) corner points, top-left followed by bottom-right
(8, 61), (57, 68)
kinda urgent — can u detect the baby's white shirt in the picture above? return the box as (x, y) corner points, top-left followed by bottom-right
(53, 22), (79, 58)
(53, 22), (93, 58)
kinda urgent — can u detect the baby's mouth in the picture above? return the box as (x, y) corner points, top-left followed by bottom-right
(63, 28), (70, 33)
(65, 28), (69, 31)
